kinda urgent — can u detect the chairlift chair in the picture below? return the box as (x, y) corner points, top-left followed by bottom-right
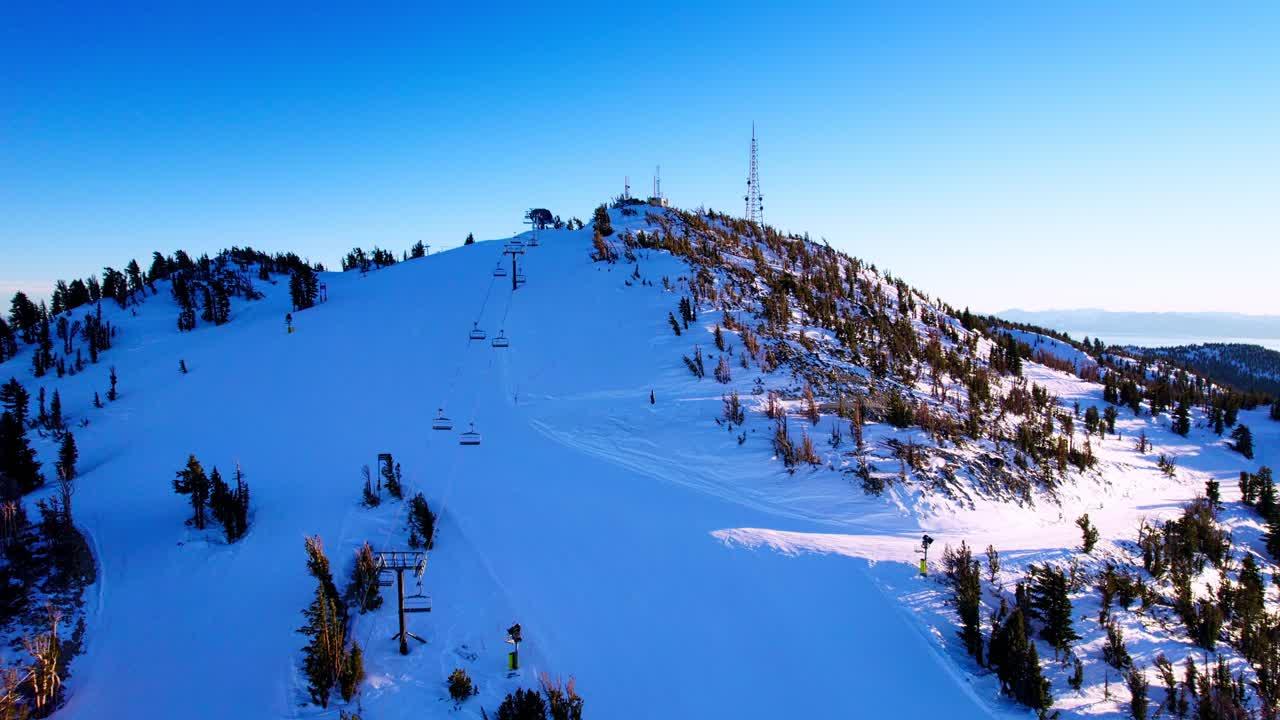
(459, 423), (482, 446)
(515, 273), (527, 286)
(403, 560), (431, 612)
(375, 562), (395, 588)
(493, 264), (508, 278)
(431, 409), (453, 431)
(492, 331), (509, 348)
(469, 322), (486, 340)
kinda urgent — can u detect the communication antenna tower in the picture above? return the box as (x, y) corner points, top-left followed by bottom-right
(745, 123), (764, 225)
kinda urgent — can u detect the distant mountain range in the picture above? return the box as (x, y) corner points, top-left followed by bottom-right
(997, 309), (1280, 345)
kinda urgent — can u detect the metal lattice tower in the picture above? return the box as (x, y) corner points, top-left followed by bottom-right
(745, 123), (763, 226)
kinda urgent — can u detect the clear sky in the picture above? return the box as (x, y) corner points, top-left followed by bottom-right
(3, 2), (1277, 314)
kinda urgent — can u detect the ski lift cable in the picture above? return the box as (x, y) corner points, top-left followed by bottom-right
(357, 245), (505, 652)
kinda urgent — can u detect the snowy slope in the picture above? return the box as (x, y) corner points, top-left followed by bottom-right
(9, 207), (1276, 719)
(16, 218), (1010, 719)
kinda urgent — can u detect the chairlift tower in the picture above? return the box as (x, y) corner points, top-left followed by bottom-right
(375, 550), (430, 655)
(745, 123), (764, 226)
(503, 240), (525, 292)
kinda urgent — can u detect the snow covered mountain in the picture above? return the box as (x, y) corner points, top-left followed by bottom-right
(1, 203), (1278, 719)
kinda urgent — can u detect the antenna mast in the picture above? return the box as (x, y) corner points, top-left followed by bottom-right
(745, 123), (764, 226)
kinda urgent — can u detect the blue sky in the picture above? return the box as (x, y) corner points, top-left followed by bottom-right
(3, 2), (1277, 313)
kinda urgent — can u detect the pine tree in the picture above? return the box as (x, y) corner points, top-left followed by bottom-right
(1103, 618), (1132, 669)
(290, 266), (320, 310)
(1028, 564), (1080, 657)
(107, 365), (118, 401)
(299, 582), (343, 707)
(667, 312), (682, 336)
(383, 461), (402, 500)
(179, 359), (188, 374)
(0, 378), (29, 428)
(1172, 400), (1191, 436)
(591, 204), (613, 236)
(1126, 664), (1149, 720)
(48, 390), (62, 430)
(298, 536), (359, 708)
(989, 607), (1052, 711)
(943, 542), (984, 665)
(408, 493), (436, 549)
(338, 641), (364, 702)
(361, 467), (380, 507)
(57, 431), (77, 481)
(494, 688), (548, 720)
(1076, 514), (1099, 554)
(464, 232), (475, 245)
(208, 465), (249, 542)
(0, 410), (43, 498)
(1230, 424), (1254, 459)
(349, 542), (383, 613)
(172, 454), (211, 530)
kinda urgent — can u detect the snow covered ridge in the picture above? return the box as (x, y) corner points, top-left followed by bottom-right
(0, 201), (1277, 718)
(1138, 344), (1280, 398)
(584, 202), (1280, 717)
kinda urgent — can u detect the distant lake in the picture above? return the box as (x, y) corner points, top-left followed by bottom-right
(1064, 330), (1280, 352)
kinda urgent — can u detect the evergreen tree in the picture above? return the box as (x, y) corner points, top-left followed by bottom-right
(1172, 400), (1191, 436)
(48, 389), (62, 430)
(1126, 665), (1149, 720)
(57, 431), (77, 481)
(494, 688), (548, 720)
(349, 542), (383, 613)
(0, 410), (43, 498)
(207, 464), (250, 542)
(464, 232), (475, 245)
(107, 365), (119, 401)
(289, 266), (320, 310)
(338, 642), (364, 702)
(299, 581), (343, 707)
(1076, 514), (1099, 553)
(943, 542), (984, 665)
(1205, 479), (1220, 508)
(0, 378), (29, 428)
(383, 461), (403, 500)
(1028, 564), (1080, 657)
(298, 536), (359, 708)
(591, 204), (613, 236)
(1271, 399), (1280, 422)
(1103, 618), (1132, 669)
(667, 312), (682, 336)
(408, 493), (436, 549)
(989, 607), (1052, 711)
(8, 292), (40, 343)
(172, 454), (211, 530)
(1229, 424), (1253, 459)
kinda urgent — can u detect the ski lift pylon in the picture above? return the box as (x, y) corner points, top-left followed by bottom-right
(459, 423), (482, 446)
(469, 322), (486, 340)
(432, 409), (453, 431)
